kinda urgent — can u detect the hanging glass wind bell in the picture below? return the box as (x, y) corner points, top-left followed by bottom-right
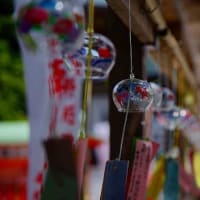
(112, 21), (153, 112)
(16, 0), (85, 52)
(112, 43), (153, 112)
(140, 40), (163, 144)
(155, 53), (181, 132)
(101, 0), (153, 199)
(144, 40), (176, 141)
(149, 39), (163, 112)
(159, 52), (176, 112)
(62, 6), (116, 79)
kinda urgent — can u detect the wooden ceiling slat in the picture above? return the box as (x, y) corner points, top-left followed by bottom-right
(106, 0), (155, 43)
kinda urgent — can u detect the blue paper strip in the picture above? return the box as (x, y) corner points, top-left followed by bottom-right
(101, 160), (129, 200)
(164, 158), (179, 200)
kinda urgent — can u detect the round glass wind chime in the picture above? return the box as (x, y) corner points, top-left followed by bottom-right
(16, 0), (85, 53)
(145, 43), (179, 139)
(62, 5), (116, 79)
(152, 40), (176, 112)
(112, 17), (153, 113)
(77, 0), (116, 137)
(112, 0), (154, 158)
(63, 32), (116, 79)
(148, 41), (163, 111)
(154, 52), (181, 132)
(101, 2), (153, 199)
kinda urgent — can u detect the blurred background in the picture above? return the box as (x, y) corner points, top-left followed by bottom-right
(1, 0), (200, 199)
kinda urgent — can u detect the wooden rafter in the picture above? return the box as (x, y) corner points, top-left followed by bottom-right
(106, 0), (155, 43)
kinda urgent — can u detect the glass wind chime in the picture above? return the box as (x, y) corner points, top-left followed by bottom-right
(63, 32), (116, 79)
(61, 3), (116, 79)
(154, 52), (181, 132)
(150, 40), (175, 113)
(16, 0), (85, 53)
(77, 0), (116, 139)
(101, 0), (155, 199)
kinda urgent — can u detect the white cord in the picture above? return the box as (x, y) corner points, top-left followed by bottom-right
(157, 39), (162, 85)
(118, 0), (133, 160)
(118, 99), (130, 160)
(128, 0), (134, 78)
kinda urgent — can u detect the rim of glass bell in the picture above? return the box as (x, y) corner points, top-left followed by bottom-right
(177, 108), (198, 131)
(150, 82), (163, 110)
(62, 32), (116, 79)
(112, 78), (154, 112)
(159, 87), (176, 112)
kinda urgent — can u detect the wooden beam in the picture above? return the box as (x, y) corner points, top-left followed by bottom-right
(143, 0), (167, 31)
(162, 31), (196, 89)
(142, 0), (197, 90)
(106, 0), (155, 44)
(160, 0), (180, 23)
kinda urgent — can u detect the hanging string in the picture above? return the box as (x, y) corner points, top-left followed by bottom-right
(172, 60), (179, 147)
(128, 0), (134, 79)
(172, 63), (177, 100)
(87, 0), (94, 35)
(163, 53), (169, 88)
(79, 0), (94, 139)
(118, 100), (130, 160)
(157, 39), (162, 86)
(118, 0), (133, 160)
(178, 69), (184, 107)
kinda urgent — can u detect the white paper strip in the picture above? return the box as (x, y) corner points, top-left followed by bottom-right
(15, 0), (83, 198)
(18, 32), (51, 200)
(18, 33), (82, 200)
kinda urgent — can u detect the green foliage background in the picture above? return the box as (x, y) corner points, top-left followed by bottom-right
(0, 2), (27, 120)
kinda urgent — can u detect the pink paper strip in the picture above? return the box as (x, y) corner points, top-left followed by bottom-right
(127, 140), (152, 200)
(144, 109), (153, 138)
